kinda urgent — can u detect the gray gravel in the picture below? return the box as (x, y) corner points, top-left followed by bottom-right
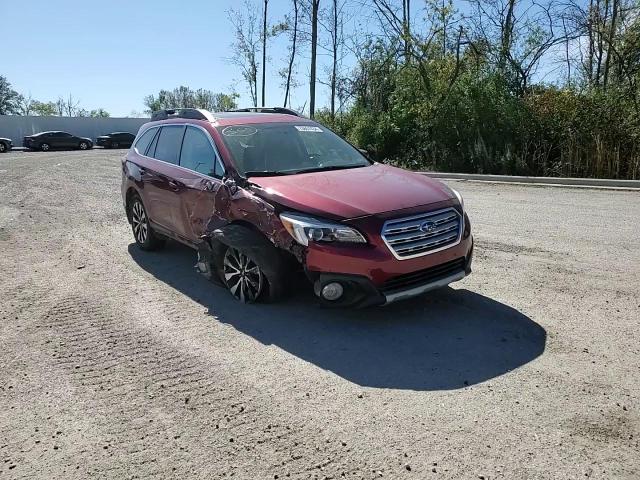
(0, 149), (638, 479)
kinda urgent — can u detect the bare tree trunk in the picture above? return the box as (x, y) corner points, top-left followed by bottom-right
(261, 0), (268, 107)
(310, 0), (320, 118)
(595, 0), (605, 86)
(563, 17), (571, 84)
(442, 0), (446, 57)
(330, 0), (338, 120)
(402, 0), (411, 61)
(283, 0), (298, 108)
(588, 0), (595, 84)
(603, 0), (619, 89)
(500, 0), (516, 71)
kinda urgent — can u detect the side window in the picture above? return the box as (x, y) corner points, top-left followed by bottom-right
(153, 126), (185, 164)
(134, 127), (157, 156)
(179, 126), (221, 177)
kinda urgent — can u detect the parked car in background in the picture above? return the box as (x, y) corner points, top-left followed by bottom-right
(122, 108), (473, 307)
(0, 137), (12, 153)
(23, 131), (93, 151)
(96, 132), (135, 149)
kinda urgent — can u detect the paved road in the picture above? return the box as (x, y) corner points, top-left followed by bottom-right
(1, 149), (638, 479)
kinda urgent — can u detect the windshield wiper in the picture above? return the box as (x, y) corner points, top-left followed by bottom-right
(244, 170), (290, 177)
(292, 164), (368, 174)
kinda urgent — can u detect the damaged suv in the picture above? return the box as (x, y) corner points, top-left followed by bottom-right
(122, 108), (473, 307)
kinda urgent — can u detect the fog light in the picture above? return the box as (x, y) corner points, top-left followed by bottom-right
(321, 282), (344, 301)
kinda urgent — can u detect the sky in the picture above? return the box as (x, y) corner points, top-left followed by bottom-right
(2, 0), (569, 118)
(1, 0), (331, 117)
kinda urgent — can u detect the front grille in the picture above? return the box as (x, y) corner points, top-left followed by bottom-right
(381, 257), (465, 293)
(381, 207), (462, 259)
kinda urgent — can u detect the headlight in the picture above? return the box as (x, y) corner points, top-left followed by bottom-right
(451, 188), (464, 210)
(279, 212), (366, 246)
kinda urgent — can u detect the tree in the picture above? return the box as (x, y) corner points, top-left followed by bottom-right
(16, 93), (35, 115)
(310, 0), (320, 117)
(229, 0), (261, 107)
(0, 76), (20, 115)
(143, 86), (238, 113)
(282, 0), (300, 107)
(31, 101), (58, 116)
(90, 108), (110, 118)
(262, 0), (269, 106)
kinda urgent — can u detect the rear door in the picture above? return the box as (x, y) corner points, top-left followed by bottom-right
(173, 125), (229, 242)
(141, 125), (186, 236)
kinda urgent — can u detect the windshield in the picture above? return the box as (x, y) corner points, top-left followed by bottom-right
(216, 122), (370, 177)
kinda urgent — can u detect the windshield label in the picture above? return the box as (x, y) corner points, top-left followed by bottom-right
(295, 126), (323, 132)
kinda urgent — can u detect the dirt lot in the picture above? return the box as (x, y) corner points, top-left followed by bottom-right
(0, 149), (638, 479)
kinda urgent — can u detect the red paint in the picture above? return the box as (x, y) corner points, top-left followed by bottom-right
(249, 163), (454, 219)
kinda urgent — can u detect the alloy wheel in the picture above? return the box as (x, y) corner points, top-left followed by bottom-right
(79, 142), (88, 150)
(131, 200), (148, 244)
(41, 143), (50, 151)
(223, 248), (264, 303)
(0, 143), (5, 152)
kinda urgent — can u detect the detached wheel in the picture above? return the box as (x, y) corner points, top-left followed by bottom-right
(223, 247), (266, 303)
(41, 143), (50, 152)
(130, 196), (164, 250)
(79, 141), (89, 150)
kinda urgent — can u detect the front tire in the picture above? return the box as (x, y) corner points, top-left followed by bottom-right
(79, 141), (89, 150)
(222, 247), (266, 303)
(130, 196), (164, 250)
(0, 142), (6, 153)
(41, 143), (50, 152)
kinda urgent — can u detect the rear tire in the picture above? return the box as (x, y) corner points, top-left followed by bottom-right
(129, 195), (164, 251)
(0, 142), (6, 153)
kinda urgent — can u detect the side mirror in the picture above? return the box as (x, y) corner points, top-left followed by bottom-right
(223, 176), (238, 195)
(359, 147), (377, 162)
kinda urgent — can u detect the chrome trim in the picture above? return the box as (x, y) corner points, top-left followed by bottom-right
(132, 122), (226, 177)
(381, 207), (463, 260)
(383, 270), (465, 304)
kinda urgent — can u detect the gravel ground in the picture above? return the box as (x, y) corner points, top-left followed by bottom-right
(0, 149), (638, 479)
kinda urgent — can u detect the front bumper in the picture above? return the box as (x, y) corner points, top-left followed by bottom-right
(307, 239), (473, 307)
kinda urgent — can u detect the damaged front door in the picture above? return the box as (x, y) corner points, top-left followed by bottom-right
(173, 125), (230, 242)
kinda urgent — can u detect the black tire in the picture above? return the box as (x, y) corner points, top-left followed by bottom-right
(79, 141), (89, 150)
(215, 225), (290, 303)
(40, 143), (50, 152)
(129, 195), (165, 251)
(0, 142), (7, 153)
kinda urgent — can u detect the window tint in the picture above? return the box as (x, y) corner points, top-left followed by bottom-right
(179, 126), (220, 176)
(153, 126), (185, 164)
(134, 127), (157, 155)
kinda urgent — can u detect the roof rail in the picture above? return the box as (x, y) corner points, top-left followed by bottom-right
(150, 108), (215, 122)
(227, 107), (301, 117)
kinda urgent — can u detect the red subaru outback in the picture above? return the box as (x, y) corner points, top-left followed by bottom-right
(121, 108), (473, 307)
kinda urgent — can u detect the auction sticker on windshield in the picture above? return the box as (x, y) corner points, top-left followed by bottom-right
(295, 126), (323, 132)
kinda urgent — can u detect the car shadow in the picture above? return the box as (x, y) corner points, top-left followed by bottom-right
(128, 242), (546, 391)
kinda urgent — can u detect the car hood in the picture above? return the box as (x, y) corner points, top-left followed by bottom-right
(249, 164), (455, 219)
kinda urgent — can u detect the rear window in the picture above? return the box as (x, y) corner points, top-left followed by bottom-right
(134, 127), (158, 155)
(153, 126), (185, 164)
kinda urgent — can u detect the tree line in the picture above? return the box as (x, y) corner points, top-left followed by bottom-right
(229, 0), (640, 179)
(0, 77), (110, 117)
